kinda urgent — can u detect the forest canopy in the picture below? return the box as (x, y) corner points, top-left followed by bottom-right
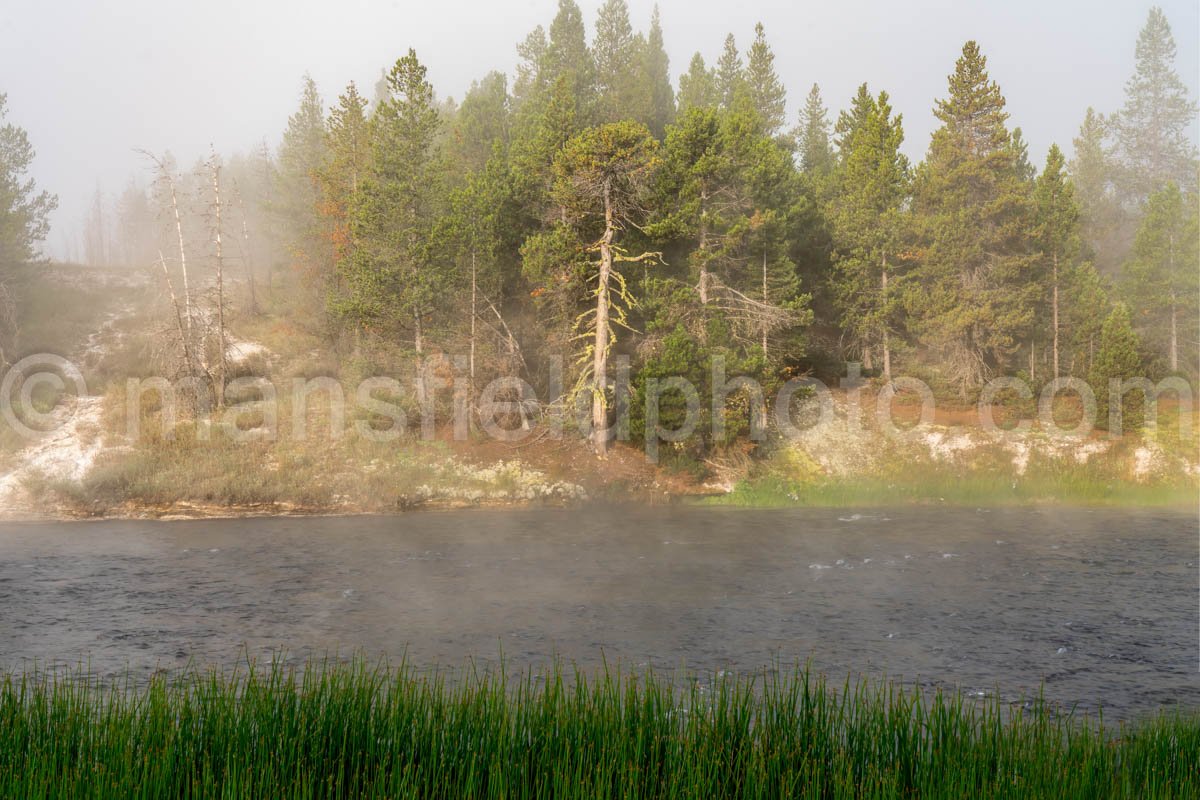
(18, 2), (1200, 455)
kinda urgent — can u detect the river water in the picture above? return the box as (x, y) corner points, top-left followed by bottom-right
(0, 506), (1195, 719)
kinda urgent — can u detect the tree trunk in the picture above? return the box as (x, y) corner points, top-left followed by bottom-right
(470, 249), (477, 422)
(761, 249), (768, 357)
(414, 310), (426, 406)
(211, 157), (227, 410)
(168, 179), (192, 340)
(593, 178), (615, 455)
(1029, 341), (1035, 384)
(1169, 233), (1178, 372)
(881, 256), (892, 379)
(697, 187), (709, 306)
(1170, 295), (1178, 373)
(158, 251), (196, 376)
(232, 180), (258, 314)
(1051, 251), (1060, 380)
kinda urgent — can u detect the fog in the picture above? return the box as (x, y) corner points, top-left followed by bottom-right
(2, 0), (1196, 259)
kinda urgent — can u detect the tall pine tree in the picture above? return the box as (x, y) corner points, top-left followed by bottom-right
(796, 84), (834, 177)
(1032, 144), (1082, 380)
(715, 34), (746, 110)
(828, 87), (909, 376)
(642, 6), (675, 138)
(678, 53), (717, 113)
(1114, 7), (1199, 203)
(1123, 182), (1199, 374)
(746, 23), (787, 136)
(910, 41), (1038, 396)
(343, 50), (446, 401)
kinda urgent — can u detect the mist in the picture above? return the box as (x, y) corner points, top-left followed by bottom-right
(2, 0), (1196, 257)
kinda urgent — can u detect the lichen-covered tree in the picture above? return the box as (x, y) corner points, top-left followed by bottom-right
(552, 121), (660, 454)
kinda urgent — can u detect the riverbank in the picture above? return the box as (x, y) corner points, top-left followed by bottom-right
(1, 657), (1194, 798)
(1, 265), (1196, 520)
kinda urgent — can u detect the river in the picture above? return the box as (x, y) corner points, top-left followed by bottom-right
(0, 506), (1195, 720)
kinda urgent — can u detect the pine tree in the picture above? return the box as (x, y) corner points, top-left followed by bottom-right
(544, 0), (593, 95)
(1069, 107), (1126, 274)
(320, 82), (370, 315)
(343, 50), (446, 401)
(650, 105), (807, 353)
(446, 71), (511, 178)
(1063, 260), (1109, 377)
(0, 93), (57, 365)
(1009, 128), (1035, 182)
(745, 23), (787, 136)
(1114, 6), (1199, 202)
(910, 41), (1038, 396)
(828, 87), (909, 377)
(796, 84), (834, 176)
(677, 53), (717, 113)
(715, 34), (745, 110)
(1090, 303), (1144, 430)
(442, 148), (522, 404)
(512, 26), (548, 108)
(276, 75), (331, 293)
(642, 6), (675, 138)
(652, 107), (748, 310)
(833, 84), (875, 158)
(593, 0), (645, 124)
(1123, 182), (1198, 374)
(1033, 144), (1082, 380)
(0, 93), (57, 268)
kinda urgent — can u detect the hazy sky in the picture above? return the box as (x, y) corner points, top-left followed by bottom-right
(2, 0), (1196, 260)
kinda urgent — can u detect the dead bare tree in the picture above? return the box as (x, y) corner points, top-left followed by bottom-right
(707, 277), (802, 348)
(230, 176), (259, 314)
(206, 149), (228, 409)
(138, 150), (193, 339)
(156, 250), (198, 378)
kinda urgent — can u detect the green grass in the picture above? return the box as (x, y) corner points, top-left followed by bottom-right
(708, 473), (1199, 508)
(709, 442), (1200, 509)
(0, 658), (1193, 798)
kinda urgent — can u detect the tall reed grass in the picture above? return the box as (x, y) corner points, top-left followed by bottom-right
(0, 658), (1193, 798)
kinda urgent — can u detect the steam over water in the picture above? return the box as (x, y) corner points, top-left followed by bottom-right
(0, 507), (1195, 719)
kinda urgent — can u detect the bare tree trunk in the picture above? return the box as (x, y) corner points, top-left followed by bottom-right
(1169, 233), (1178, 372)
(140, 151), (195, 346)
(881, 255), (892, 380)
(158, 251), (196, 375)
(1170, 295), (1178, 372)
(210, 154), (227, 410)
(593, 178), (615, 456)
(1029, 342), (1035, 384)
(697, 187), (709, 306)
(414, 310), (427, 406)
(231, 179), (258, 314)
(761, 249), (769, 357)
(470, 249), (477, 422)
(863, 347), (874, 371)
(1051, 251), (1060, 379)
(160, 181), (192, 342)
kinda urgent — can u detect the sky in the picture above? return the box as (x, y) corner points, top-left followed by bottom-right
(1, 0), (1197, 260)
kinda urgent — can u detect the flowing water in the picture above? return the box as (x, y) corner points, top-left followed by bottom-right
(0, 506), (1195, 719)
